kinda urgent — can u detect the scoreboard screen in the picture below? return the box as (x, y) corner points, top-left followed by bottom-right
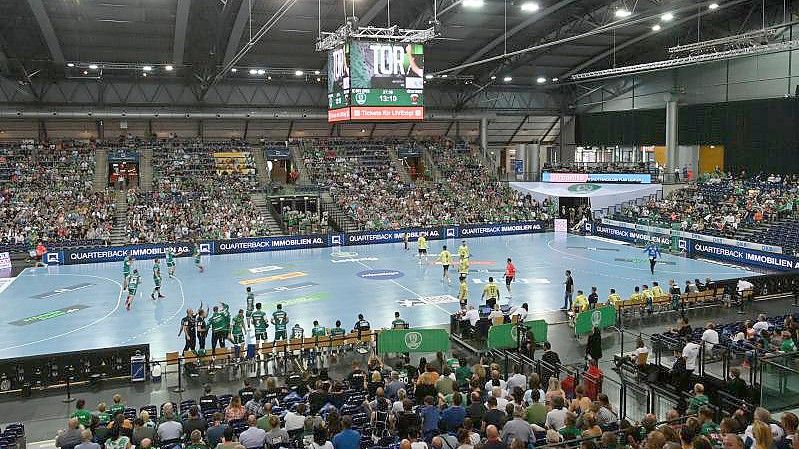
(328, 40), (425, 122)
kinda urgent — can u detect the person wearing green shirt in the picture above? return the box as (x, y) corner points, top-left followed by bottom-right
(150, 259), (165, 300)
(391, 312), (407, 329)
(109, 394), (125, 416)
(781, 331), (797, 352)
(311, 321), (327, 337)
(687, 383), (709, 414)
(231, 309), (246, 345)
(208, 304), (229, 355)
(96, 402), (111, 426)
(272, 304), (288, 341)
(122, 256), (134, 289)
(71, 399), (92, 428)
(193, 243), (205, 273)
(125, 269), (140, 311)
(165, 247), (176, 277)
(525, 390), (547, 426)
(251, 303), (269, 343)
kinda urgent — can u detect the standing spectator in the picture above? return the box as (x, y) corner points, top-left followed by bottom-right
(500, 406), (534, 446)
(419, 396), (441, 441)
(562, 270), (574, 310)
(441, 392), (466, 432)
(586, 327), (603, 362)
(683, 340), (701, 375)
(482, 397), (506, 431)
(524, 390), (546, 426)
(466, 392), (486, 429)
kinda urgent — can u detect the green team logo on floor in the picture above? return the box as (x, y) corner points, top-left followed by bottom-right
(568, 183), (602, 194)
(404, 331), (423, 350)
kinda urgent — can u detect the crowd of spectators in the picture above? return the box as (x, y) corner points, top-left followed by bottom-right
(55, 340), (796, 449)
(303, 139), (552, 231)
(0, 142), (115, 250)
(279, 206), (330, 236)
(613, 171), (799, 239)
(125, 142), (269, 243)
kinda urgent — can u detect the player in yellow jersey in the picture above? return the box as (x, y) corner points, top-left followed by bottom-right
(458, 278), (469, 309)
(458, 240), (470, 260)
(417, 235), (428, 263)
(573, 290), (589, 313)
(481, 276), (500, 310)
(458, 256), (470, 282)
(607, 289), (622, 307)
(437, 245), (453, 285)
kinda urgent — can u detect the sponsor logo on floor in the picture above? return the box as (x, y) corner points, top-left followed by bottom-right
(239, 272), (307, 286)
(357, 269), (405, 280)
(397, 295), (459, 307)
(30, 283), (95, 299)
(10, 304), (89, 326)
(253, 282), (318, 296)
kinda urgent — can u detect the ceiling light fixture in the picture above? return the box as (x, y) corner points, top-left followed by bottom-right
(551, 77), (559, 82)
(490, 75), (497, 80)
(615, 8), (631, 18)
(249, 69), (258, 75)
(314, 70), (320, 75)
(231, 68), (238, 73)
(536, 76), (546, 84)
(503, 76), (513, 82)
(89, 64), (99, 70)
(66, 63), (74, 67)
(520, 1), (539, 12)
(660, 12), (674, 22)
(257, 69), (265, 75)
(708, 3), (719, 10)
(267, 76), (272, 80)
(425, 74), (433, 79)
(295, 70), (304, 76)
(463, 0), (484, 8)
(142, 65), (153, 71)
(652, 24), (662, 31)
(165, 65), (174, 71)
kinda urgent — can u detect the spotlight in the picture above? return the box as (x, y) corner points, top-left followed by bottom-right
(652, 24), (662, 31)
(249, 69), (258, 75)
(142, 73), (148, 77)
(615, 8), (631, 18)
(536, 76), (546, 84)
(142, 66), (153, 72)
(83, 70), (88, 75)
(295, 70), (304, 76)
(257, 69), (265, 75)
(165, 65), (174, 71)
(708, 3), (719, 10)
(441, 74), (448, 78)
(520, 2), (539, 12)
(267, 76), (272, 80)
(490, 75), (497, 80)
(89, 64), (99, 70)
(551, 77), (559, 82)
(231, 68), (238, 73)
(314, 70), (320, 75)
(66, 63), (74, 68)
(503, 76), (513, 82)
(316, 77), (321, 82)
(463, 0), (484, 7)
(660, 12), (674, 22)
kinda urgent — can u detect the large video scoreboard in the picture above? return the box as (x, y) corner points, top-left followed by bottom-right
(328, 40), (425, 122)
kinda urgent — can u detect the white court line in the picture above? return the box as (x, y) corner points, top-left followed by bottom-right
(123, 275), (187, 344)
(354, 260), (453, 316)
(0, 273), (123, 353)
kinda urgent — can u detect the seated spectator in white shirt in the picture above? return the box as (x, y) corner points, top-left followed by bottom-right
(753, 314), (771, 336)
(283, 403), (307, 432)
(701, 322), (720, 353)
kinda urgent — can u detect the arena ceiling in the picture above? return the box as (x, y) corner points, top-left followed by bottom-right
(0, 0), (793, 145)
(0, 0), (791, 85)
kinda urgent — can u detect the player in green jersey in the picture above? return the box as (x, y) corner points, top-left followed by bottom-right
(122, 256), (134, 289)
(193, 243), (204, 273)
(165, 247), (176, 277)
(251, 303), (269, 343)
(437, 245), (453, 285)
(231, 309), (246, 345)
(208, 303), (228, 355)
(125, 269), (140, 310)
(311, 320), (327, 337)
(245, 287), (255, 325)
(291, 323), (304, 340)
(391, 311), (408, 329)
(151, 258), (165, 300)
(271, 303), (288, 342)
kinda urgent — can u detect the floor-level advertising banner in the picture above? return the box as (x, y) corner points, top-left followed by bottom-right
(575, 305), (617, 336)
(685, 240), (799, 271)
(43, 221), (548, 265)
(377, 328), (450, 353)
(487, 320), (548, 349)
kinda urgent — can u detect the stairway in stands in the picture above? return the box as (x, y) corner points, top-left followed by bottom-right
(321, 192), (359, 233)
(290, 143), (309, 183)
(252, 192), (285, 235)
(387, 145), (413, 184)
(93, 147), (108, 192)
(422, 147), (442, 180)
(110, 192), (128, 245)
(251, 149), (272, 188)
(139, 147), (153, 191)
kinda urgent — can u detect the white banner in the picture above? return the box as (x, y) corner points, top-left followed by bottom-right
(0, 252), (10, 270)
(554, 219), (568, 234)
(600, 218), (783, 254)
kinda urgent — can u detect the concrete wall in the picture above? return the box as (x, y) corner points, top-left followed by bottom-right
(576, 27), (799, 112)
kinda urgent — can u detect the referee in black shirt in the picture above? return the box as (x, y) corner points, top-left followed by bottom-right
(179, 309), (196, 354)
